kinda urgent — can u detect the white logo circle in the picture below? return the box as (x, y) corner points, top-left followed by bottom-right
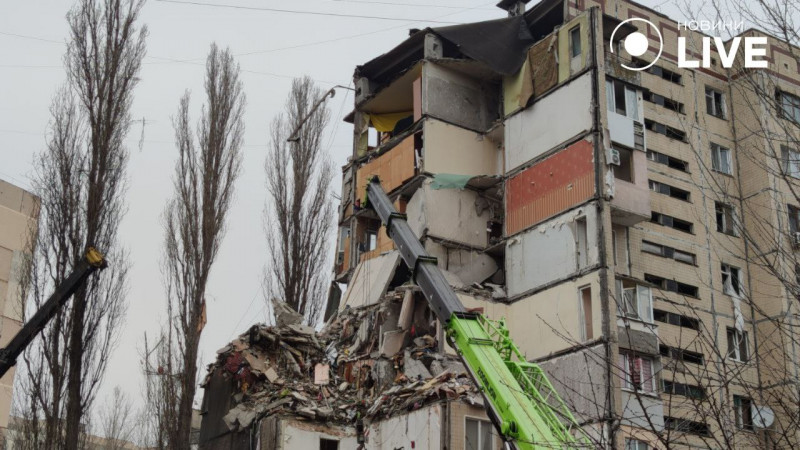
(610, 18), (663, 71)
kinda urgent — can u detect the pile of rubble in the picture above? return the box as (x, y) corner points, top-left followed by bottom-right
(204, 292), (482, 433)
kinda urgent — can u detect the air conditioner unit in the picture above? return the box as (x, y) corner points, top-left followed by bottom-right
(609, 148), (621, 166)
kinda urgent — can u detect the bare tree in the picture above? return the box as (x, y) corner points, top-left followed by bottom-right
(153, 43), (245, 448)
(97, 386), (136, 449)
(265, 77), (335, 325)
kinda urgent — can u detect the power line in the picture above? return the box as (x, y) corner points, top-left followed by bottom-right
(154, 0), (461, 23)
(0, 31), (64, 44)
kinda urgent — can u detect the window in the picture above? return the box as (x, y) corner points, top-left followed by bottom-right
(711, 143), (732, 174)
(654, 309), (700, 330)
(734, 395), (754, 430)
(649, 180), (690, 201)
(645, 273), (699, 298)
(579, 286), (593, 341)
(570, 26), (581, 58)
(633, 59), (683, 84)
(645, 119), (686, 141)
(727, 327), (749, 361)
(614, 147), (634, 182)
(643, 91), (685, 113)
(663, 380), (705, 399)
(620, 352), (656, 393)
(721, 264), (742, 296)
(641, 240), (696, 265)
(651, 212), (693, 234)
(366, 229), (378, 251)
(781, 146), (800, 178)
(788, 204), (800, 234)
(606, 78), (639, 120)
(779, 90), (800, 122)
(664, 416), (710, 436)
(616, 279), (653, 322)
(320, 439), (339, 450)
(465, 417), (493, 450)
(715, 202), (737, 235)
(625, 438), (650, 450)
(705, 86), (727, 118)
(576, 217), (588, 268)
(660, 345), (705, 365)
(647, 150), (688, 172)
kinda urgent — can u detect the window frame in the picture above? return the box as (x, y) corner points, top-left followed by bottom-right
(625, 438), (650, 450)
(727, 327), (750, 362)
(779, 90), (800, 122)
(715, 201), (737, 236)
(617, 279), (653, 322)
(711, 143), (732, 175)
(781, 145), (800, 178)
(570, 26), (581, 58)
(721, 263), (742, 296)
(705, 86), (727, 119)
(620, 352), (656, 394)
(734, 395), (754, 430)
(464, 416), (494, 450)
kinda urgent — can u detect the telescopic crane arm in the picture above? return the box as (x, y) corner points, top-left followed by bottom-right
(0, 248), (106, 378)
(365, 178), (588, 449)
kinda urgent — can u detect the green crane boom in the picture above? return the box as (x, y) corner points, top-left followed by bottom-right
(365, 178), (587, 449)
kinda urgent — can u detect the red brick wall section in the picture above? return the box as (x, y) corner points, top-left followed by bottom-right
(506, 139), (595, 235)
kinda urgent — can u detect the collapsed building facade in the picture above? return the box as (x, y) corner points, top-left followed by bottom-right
(199, 0), (800, 448)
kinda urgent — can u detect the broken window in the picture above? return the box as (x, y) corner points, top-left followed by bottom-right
(715, 202), (736, 235)
(647, 150), (688, 172)
(619, 352), (655, 393)
(613, 147), (634, 182)
(366, 229), (378, 252)
(643, 91), (685, 113)
(660, 345), (704, 365)
(781, 146), (800, 178)
(664, 416), (710, 436)
(644, 273), (699, 298)
(606, 78), (639, 120)
(617, 279), (652, 322)
(651, 211), (693, 234)
(734, 395), (754, 430)
(788, 204), (800, 234)
(642, 240), (696, 265)
(721, 264), (742, 296)
(653, 309), (700, 330)
(645, 119), (686, 142)
(711, 143), (732, 175)
(633, 59), (683, 84)
(649, 180), (690, 202)
(727, 327), (749, 362)
(570, 26), (581, 58)
(576, 216), (588, 269)
(320, 438), (339, 450)
(663, 380), (705, 399)
(465, 417), (493, 450)
(579, 286), (593, 341)
(705, 86), (726, 118)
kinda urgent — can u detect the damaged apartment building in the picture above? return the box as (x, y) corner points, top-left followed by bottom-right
(199, 0), (800, 448)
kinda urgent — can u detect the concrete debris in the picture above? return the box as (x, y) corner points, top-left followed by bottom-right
(204, 292), (478, 433)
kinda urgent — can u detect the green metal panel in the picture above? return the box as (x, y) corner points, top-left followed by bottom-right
(447, 314), (588, 449)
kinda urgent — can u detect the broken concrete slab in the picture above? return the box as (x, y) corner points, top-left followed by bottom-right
(272, 298), (303, 327)
(380, 329), (407, 357)
(397, 289), (415, 330)
(403, 350), (432, 380)
(340, 251), (401, 310)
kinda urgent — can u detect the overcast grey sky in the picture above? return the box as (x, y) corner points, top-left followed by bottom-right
(0, 0), (691, 426)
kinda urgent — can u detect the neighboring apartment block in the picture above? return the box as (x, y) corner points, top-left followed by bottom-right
(331, 0), (800, 447)
(0, 180), (37, 441)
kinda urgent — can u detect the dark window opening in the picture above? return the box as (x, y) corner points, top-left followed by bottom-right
(645, 273), (698, 298)
(649, 180), (691, 202)
(660, 345), (704, 365)
(320, 438), (339, 450)
(633, 59), (683, 84)
(614, 147), (634, 182)
(663, 380), (705, 399)
(715, 202), (736, 235)
(647, 150), (689, 172)
(643, 91), (685, 113)
(653, 309), (700, 330)
(705, 87), (726, 118)
(665, 416), (710, 436)
(570, 26), (581, 58)
(727, 327), (749, 362)
(734, 396), (754, 430)
(645, 119), (686, 142)
(778, 90), (800, 122)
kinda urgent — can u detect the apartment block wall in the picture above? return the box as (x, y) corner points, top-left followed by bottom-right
(0, 180), (38, 437)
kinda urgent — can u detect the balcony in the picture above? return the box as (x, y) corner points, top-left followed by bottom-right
(609, 147), (651, 226)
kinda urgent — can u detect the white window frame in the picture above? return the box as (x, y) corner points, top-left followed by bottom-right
(620, 353), (656, 394)
(716, 202), (737, 236)
(606, 78), (640, 120)
(706, 86), (727, 118)
(727, 328), (749, 362)
(578, 285), (593, 341)
(711, 143), (732, 175)
(721, 264), (742, 296)
(464, 416), (494, 450)
(733, 395), (754, 429)
(617, 280), (653, 323)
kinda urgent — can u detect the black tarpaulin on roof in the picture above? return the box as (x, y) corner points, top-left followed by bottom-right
(432, 15), (534, 75)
